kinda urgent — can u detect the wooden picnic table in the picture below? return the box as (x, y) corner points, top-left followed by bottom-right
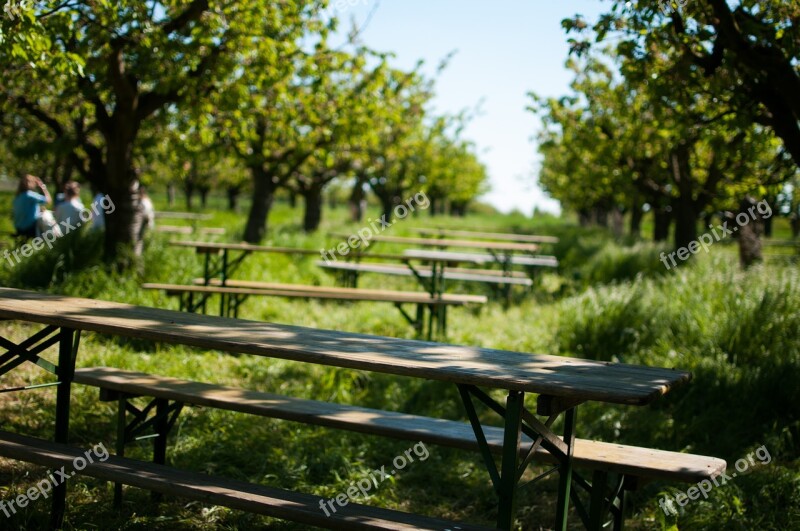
(329, 233), (541, 254)
(154, 212), (213, 221)
(0, 287), (692, 530)
(418, 228), (559, 245)
(403, 249), (559, 268)
(170, 240), (321, 313)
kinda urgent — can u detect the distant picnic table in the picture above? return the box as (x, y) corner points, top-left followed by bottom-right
(330, 233), (541, 254)
(0, 288), (725, 530)
(154, 212), (213, 221)
(417, 228), (560, 245)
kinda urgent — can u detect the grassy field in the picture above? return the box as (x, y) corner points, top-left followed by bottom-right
(0, 191), (798, 530)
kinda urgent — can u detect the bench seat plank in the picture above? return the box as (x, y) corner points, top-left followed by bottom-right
(329, 234), (540, 253)
(143, 283), (485, 306)
(0, 430), (491, 530)
(403, 250), (558, 268)
(74, 368), (724, 484)
(417, 229), (559, 245)
(190, 279), (488, 305)
(317, 262), (534, 287)
(0, 288), (690, 405)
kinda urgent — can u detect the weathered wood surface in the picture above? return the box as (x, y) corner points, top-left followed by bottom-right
(418, 228), (559, 245)
(75, 367), (724, 483)
(0, 288), (690, 404)
(316, 262), (534, 287)
(0, 430), (492, 530)
(329, 234), (540, 253)
(403, 250), (558, 268)
(145, 282), (486, 306)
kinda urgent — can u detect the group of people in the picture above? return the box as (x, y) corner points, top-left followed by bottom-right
(11, 174), (155, 254)
(12, 174), (98, 238)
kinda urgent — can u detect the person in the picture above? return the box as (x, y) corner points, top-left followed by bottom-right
(132, 183), (155, 257)
(89, 187), (107, 231)
(12, 174), (51, 237)
(54, 181), (87, 228)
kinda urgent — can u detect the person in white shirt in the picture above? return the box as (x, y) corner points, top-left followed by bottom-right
(54, 181), (87, 229)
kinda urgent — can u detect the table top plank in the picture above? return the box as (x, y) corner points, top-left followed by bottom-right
(316, 261), (534, 286)
(0, 288), (690, 405)
(403, 249), (559, 268)
(418, 228), (560, 245)
(171, 240), (321, 255)
(329, 234), (540, 253)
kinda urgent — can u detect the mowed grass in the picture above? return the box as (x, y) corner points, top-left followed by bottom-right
(0, 191), (798, 530)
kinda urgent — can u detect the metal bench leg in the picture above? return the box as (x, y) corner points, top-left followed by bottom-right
(588, 470), (609, 531)
(114, 395), (126, 509)
(497, 391), (523, 529)
(555, 407), (577, 530)
(51, 328), (78, 530)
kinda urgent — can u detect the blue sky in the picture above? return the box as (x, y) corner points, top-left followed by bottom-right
(331, 0), (607, 215)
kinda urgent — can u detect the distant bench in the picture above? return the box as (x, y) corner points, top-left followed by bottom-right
(156, 225), (226, 236)
(317, 261), (535, 291)
(143, 281), (487, 340)
(74, 366), (727, 530)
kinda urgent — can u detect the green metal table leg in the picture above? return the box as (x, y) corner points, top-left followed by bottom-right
(51, 328), (77, 529)
(219, 250), (229, 316)
(114, 396), (126, 509)
(497, 391), (524, 530)
(151, 398), (168, 502)
(588, 470), (609, 530)
(555, 407), (577, 530)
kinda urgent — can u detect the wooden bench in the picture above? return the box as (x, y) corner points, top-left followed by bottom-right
(73, 367), (726, 530)
(75, 367), (726, 485)
(143, 281), (486, 340)
(0, 287), (707, 530)
(0, 430), (490, 531)
(317, 261), (534, 288)
(156, 225), (226, 236)
(417, 229), (560, 245)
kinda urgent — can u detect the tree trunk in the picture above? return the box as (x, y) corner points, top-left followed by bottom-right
(184, 181), (194, 210)
(244, 165), (277, 243)
(630, 202), (643, 238)
(302, 186), (324, 233)
(199, 186), (209, 208)
(653, 205), (672, 242)
(288, 191), (297, 208)
(349, 180), (365, 222)
(737, 197), (764, 268)
(227, 186), (240, 212)
(167, 182), (176, 207)
(380, 195), (395, 223)
(672, 195), (698, 251)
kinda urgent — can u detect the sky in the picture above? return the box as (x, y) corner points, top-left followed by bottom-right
(330, 0), (608, 215)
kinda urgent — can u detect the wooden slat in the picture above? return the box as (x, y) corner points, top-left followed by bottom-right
(171, 240), (320, 256)
(0, 430), (492, 531)
(154, 212), (212, 221)
(144, 283), (485, 306)
(157, 226), (226, 236)
(418, 229), (559, 245)
(403, 250), (558, 268)
(0, 288), (691, 405)
(329, 234), (540, 253)
(194, 279), (488, 304)
(316, 262), (534, 287)
(74, 368), (726, 484)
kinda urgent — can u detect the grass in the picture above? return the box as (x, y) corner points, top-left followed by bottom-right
(0, 190), (798, 530)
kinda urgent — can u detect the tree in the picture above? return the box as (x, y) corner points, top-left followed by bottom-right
(1, 1), (324, 264)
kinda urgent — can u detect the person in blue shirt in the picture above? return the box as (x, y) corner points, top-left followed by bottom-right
(12, 174), (51, 237)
